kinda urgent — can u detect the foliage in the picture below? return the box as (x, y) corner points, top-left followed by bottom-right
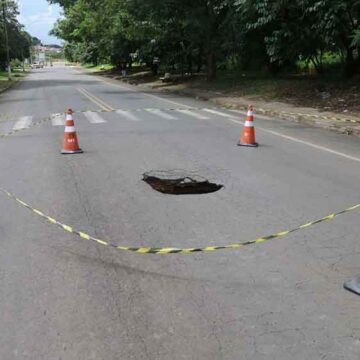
(0, 0), (31, 70)
(49, 0), (360, 78)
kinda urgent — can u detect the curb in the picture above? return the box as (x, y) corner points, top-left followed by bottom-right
(0, 77), (25, 95)
(0, 82), (14, 94)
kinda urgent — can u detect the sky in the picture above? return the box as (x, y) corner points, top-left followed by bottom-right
(17, 0), (63, 45)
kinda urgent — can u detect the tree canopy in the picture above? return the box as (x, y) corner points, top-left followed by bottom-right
(0, 0), (32, 70)
(49, 0), (360, 79)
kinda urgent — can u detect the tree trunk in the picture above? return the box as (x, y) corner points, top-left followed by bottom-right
(206, 52), (216, 81)
(187, 55), (192, 74)
(196, 47), (203, 73)
(344, 47), (356, 78)
(310, 57), (323, 75)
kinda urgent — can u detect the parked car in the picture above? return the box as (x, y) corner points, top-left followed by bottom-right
(31, 62), (44, 69)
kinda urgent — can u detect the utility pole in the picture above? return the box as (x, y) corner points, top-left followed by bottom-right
(1, 0), (12, 80)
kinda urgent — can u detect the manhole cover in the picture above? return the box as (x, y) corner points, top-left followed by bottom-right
(143, 170), (223, 195)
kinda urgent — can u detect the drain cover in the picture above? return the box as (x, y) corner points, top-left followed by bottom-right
(143, 170), (223, 195)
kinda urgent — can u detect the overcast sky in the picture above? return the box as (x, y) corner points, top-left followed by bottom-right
(17, 0), (63, 45)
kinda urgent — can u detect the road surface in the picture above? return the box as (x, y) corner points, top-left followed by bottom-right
(1, 64), (360, 360)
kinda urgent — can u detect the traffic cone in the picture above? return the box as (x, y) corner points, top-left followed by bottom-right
(61, 109), (83, 154)
(344, 274), (360, 296)
(237, 105), (258, 147)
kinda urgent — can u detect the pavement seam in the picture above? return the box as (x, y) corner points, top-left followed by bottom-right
(0, 116), (51, 139)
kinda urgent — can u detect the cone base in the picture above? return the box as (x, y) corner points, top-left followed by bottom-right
(237, 141), (258, 147)
(344, 275), (360, 296)
(61, 149), (83, 154)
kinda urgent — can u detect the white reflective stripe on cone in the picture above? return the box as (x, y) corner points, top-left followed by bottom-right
(66, 115), (73, 121)
(65, 126), (76, 132)
(247, 112), (253, 116)
(244, 121), (254, 127)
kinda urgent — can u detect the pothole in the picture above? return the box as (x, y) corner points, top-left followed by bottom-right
(143, 170), (223, 195)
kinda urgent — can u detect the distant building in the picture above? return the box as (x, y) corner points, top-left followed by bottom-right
(34, 45), (63, 54)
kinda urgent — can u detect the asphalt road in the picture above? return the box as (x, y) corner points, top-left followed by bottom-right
(1, 64), (360, 360)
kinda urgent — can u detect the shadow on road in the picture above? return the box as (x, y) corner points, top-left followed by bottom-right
(17, 79), (101, 90)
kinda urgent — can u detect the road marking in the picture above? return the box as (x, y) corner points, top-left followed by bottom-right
(203, 108), (238, 119)
(88, 74), (360, 163)
(147, 109), (177, 120)
(79, 88), (115, 111)
(176, 109), (210, 119)
(258, 127), (360, 163)
(100, 79), (193, 108)
(13, 116), (33, 130)
(51, 113), (65, 126)
(116, 109), (141, 121)
(229, 109), (289, 121)
(141, 91), (193, 108)
(77, 88), (115, 112)
(84, 111), (106, 124)
(221, 116), (360, 163)
(78, 88), (108, 111)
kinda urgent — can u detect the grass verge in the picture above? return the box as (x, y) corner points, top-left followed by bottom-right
(90, 66), (360, 116)
(0, 68), (29, 92)
(82, 63), (115, 71)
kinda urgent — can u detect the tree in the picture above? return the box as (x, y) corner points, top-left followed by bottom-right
(0, 0), (30, 71)
(48, 0), (360, 78)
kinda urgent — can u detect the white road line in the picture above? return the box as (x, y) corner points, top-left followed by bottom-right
(229, 109), (277, 121)
(13, 116), (33, 130)
(100, 79), (192, 108)
(258, 127), (360, 163)
(84, 111), (107, 124)
(116, 109), (141, 121)
(214, 116), (360, 163)
(203, 108), (238, 119)
(141, 91), (191, 108)
(228, 109), (244, 114)
(51, 113), (65, 126)
(147, 109), (177, 120)
(176, 109), (210, 120)
(98, 75), (360, 164)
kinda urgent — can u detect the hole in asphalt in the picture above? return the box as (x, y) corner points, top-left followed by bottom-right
(143, 170), (223, 195)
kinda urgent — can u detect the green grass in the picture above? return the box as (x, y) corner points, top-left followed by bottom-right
(182, 70), (360, 114)
(0, 68), (29, 91)
(0, 71), (9, 81)
(82, 63), (115, 71)
(78, 61), (360, 115)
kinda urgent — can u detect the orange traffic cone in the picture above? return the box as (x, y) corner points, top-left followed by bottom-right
(237, 105), (258, 147)
(61, 109), (83, 154)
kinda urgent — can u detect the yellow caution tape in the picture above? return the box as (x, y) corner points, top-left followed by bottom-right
(1, 187), (359, 255)
(1, 107), (359, 254)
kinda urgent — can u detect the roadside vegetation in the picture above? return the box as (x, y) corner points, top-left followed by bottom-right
(0, 1), (39, 92)
(49, 0), (360, 114)
(0, 1), (32, 73)
(0, 67), (29, 92)
(50, 1), (360, 78)
(84, 65), (360, 115)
